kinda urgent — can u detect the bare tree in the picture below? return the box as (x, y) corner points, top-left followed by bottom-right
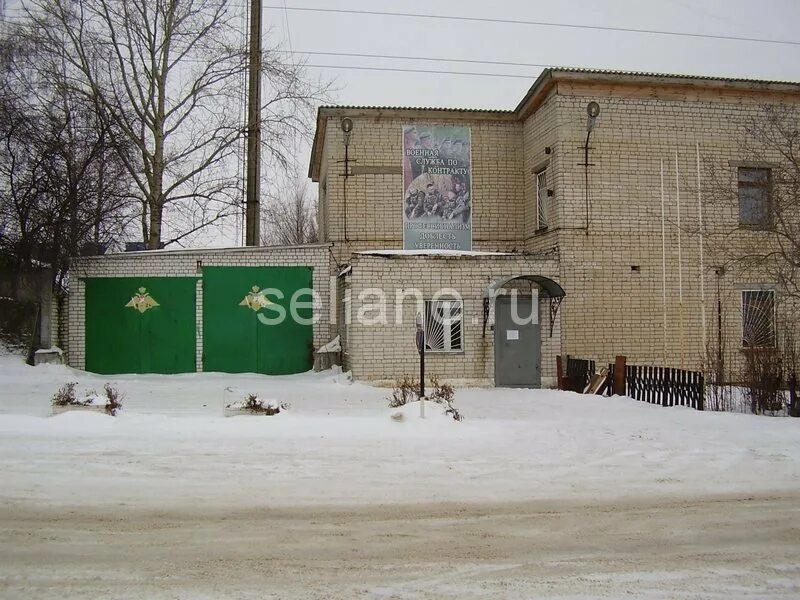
(0, 30), (137, 283)
(703, 105), (800, 392)
(745, 106), (800, 306)
(26, 0), (329, 249)
(705, 105), (799, 306)
(261, 179), (318, 246)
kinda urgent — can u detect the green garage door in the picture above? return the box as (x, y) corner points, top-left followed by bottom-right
(202, 266), (314, 374)
(85, 277), (198, 374)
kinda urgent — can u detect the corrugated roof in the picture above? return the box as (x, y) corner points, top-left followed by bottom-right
(549, 66), (800, 86)
(319, 68), (800, 115)
(317, 104), (513, 113)
(512, 66), (800, 117)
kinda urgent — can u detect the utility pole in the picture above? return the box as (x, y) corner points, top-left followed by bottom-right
(245, 0), (262, 246)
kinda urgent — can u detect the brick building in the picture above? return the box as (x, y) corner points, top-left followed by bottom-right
(310, 68), (800, 386)
(63, 68), (799, 387)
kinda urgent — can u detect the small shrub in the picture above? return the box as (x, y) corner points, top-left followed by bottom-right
(51, 382), (78, 406)
(103, 384), (124, 416)
(445, 406), (463, 421)
(789, 372), (799, 417)
(51, 382), (123, 415)
(388, 376), (419, 408)
(703, 342), (737, 412)
(229, 393), (288, 415)
(428, 376), (455, 403)
(243, 393), (261, 411)
(387, 376), (463, 421)
(743, 349), (785, 415)
(429, 376), (462, 422)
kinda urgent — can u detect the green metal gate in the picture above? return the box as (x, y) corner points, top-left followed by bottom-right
(84, 277), (198, 374)
(202, 266), (314, 374)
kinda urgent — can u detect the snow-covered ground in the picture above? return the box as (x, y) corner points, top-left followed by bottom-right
(2, 351), (800, 599)
(0, 352), (798, 510)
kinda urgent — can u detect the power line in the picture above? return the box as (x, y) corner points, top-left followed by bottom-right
(262, 5), (800, 47)
(304, 63), (535, 78)
(11, 4), (799, 47)
(276, 49), (553, 70)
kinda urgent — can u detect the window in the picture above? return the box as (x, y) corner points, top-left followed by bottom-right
(536, 168), (548, 229)
(741, 290), (776, 348)
(738, 167), (771, 227)
(424, 300), (463, 352)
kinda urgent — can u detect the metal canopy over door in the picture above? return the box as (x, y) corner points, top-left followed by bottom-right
(202, 266), (314, 374)
(494, 296), (541, 387)
(84, 277), (198, 374)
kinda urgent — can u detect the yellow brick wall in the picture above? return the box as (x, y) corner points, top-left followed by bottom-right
(522, 91), (562, 252)
(553, 91), (800, 375)
(342, 253), (561, 386)
(319, 116), (525, 263)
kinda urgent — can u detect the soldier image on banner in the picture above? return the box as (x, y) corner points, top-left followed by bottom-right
(402, 125), (472, 251)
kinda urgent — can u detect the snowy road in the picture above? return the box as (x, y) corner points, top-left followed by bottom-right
(1, 493), (799, 599)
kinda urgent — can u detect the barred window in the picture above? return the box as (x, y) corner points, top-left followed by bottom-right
(738, 167), (771, 228)
(741, 290), (776, 348)
(536, 168), (548, 229)
(424, 300), (463, 352)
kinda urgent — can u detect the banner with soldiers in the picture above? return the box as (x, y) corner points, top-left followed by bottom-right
(402, 125), (472, 251)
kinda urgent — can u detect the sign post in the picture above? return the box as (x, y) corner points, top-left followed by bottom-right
(415, 312), (425, 418)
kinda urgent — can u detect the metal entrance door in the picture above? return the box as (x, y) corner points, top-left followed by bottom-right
(202, 266), (313, 375)
(494, 296), (541, 387)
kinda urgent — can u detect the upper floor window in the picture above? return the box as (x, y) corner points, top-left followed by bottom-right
(424, 299), (463, 352)
(741, 289), (776, 348)
(738, 167), (772, 228)
(536, 168), (548, 229)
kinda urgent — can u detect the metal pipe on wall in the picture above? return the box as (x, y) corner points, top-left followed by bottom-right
(696, 143), (707, 356)
(660, 158), (668, 365)
(675, 150), (685, 369)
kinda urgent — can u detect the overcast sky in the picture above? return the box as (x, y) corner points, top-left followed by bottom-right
(6, 0), (800, 246)
(269, 0), (800, 110)
(257, 0), (800, 247)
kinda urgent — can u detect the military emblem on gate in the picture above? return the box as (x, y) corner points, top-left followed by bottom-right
(239, 285), (273, 312)
(125, 287), (160, 313)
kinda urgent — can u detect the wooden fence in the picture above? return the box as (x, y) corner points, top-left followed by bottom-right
(608, 363), (705, 411)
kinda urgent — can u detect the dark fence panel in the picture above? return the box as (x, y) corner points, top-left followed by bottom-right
(564, 356), (596, 393)
(608, 362), (704, 411)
